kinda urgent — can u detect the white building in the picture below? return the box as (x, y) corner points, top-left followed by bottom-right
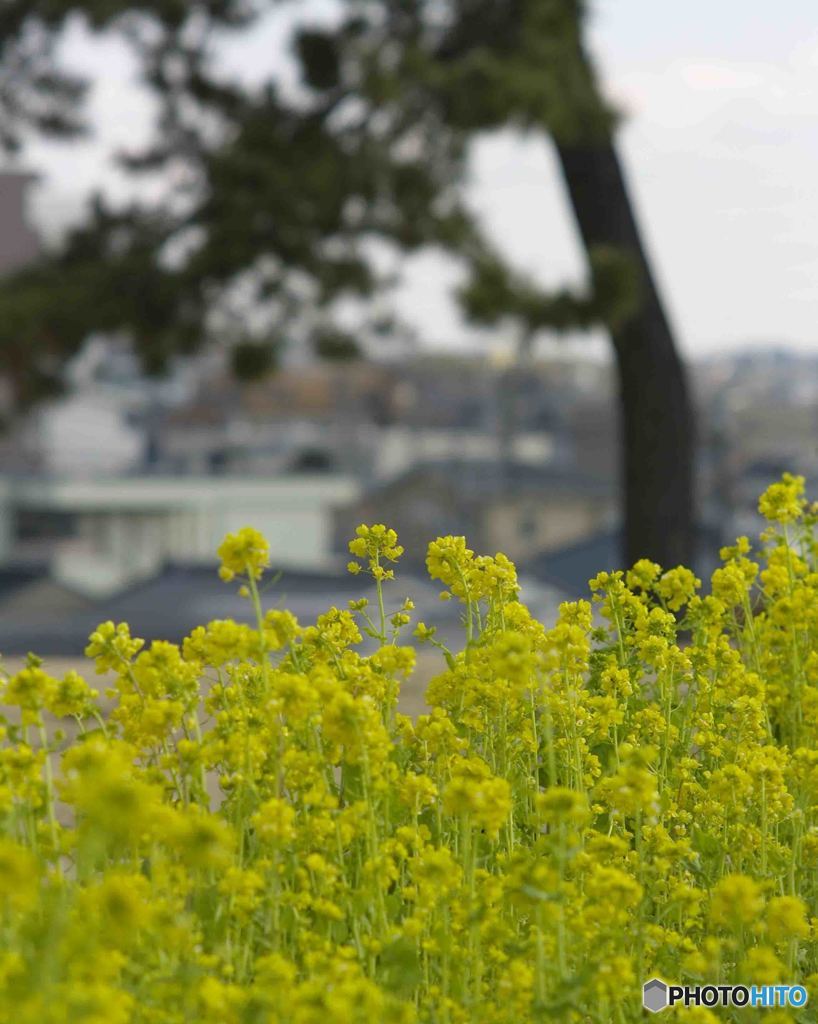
(0, 474), (360, 597)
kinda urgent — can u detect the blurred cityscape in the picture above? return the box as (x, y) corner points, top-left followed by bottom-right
(1, 169), (816, 657)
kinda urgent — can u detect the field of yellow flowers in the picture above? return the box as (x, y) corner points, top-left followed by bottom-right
(1, 474), (818, 1022)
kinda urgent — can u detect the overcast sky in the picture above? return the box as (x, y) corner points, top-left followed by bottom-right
(14, 0), (818, 357)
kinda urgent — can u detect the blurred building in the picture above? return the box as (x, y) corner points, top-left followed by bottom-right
(335, 460), (615, 569)
(149, 356), (562, 481)
(694, 347), (818, 542)
(0, 171), (40, 275)
(11, 338), (203, 477)
(0, 473), (359, 596)
(5, 322), (814, 619)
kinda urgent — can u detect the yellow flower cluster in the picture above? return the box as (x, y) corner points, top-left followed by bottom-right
(217, 525), (270, 582)
(2, 476), (818, 1021)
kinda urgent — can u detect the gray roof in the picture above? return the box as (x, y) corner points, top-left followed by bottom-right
(529, 530), (624, 597)
(367, 460), (612, 501)
(0, 563), (467, 657)
(529, 524), (723, 598)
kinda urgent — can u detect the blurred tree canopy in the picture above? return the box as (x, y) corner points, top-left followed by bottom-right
(0, 0), (693, 566)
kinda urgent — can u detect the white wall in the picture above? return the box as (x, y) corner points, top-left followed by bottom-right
(3, 474), (360, 596)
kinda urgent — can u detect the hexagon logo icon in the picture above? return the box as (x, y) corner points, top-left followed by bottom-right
(643, 978), (668, 1013)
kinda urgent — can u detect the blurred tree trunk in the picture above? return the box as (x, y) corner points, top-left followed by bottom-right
(555, 136), (695, 568)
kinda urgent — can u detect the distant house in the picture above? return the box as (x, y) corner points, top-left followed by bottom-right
(0, 172), (40, 275)
(151, 356), (561, 481)
(154, 362), (400, 477)
(334, 460), (615, 569)
(0, 473), (360, 596)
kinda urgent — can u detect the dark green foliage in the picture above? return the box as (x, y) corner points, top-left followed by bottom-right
(459, 245), (639, 334)
(312, 327), (359, 362)
(0, 1), (640, 408)
(296, 30), (341, 92)
(0, 2), (86, 150)
(230, 341), (278, 381)
(0, 200), (198, 402)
